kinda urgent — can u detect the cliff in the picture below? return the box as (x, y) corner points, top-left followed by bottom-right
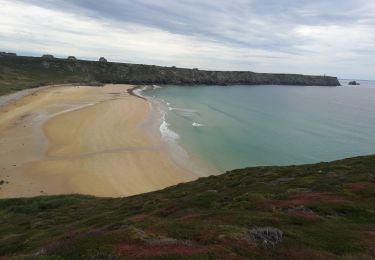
(1, 155), (374, 258)
(0, 55), (340, 95)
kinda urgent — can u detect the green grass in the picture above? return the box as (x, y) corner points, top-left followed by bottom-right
(1, 155), (375, 259)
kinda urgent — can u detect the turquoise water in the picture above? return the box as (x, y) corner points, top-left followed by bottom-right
(144, 81), (375, 172)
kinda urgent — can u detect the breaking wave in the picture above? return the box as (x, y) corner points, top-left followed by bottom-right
(159, 112), (179, 140)
(152, 85), (162, 89)
(192, 122), (204, 127)
(168, 107), (198, 117)
(133, 86), (147, 98)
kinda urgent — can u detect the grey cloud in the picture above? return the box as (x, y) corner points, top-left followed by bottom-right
(16, 0), (373, 52)
(5, 0), (375, 79)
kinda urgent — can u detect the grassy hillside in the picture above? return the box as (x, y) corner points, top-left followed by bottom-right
(0, 55), (340, 96)
(0, 56), (95, 96)
(1, 155), (374, 259)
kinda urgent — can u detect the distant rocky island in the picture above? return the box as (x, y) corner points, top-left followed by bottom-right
(0, 53), (340, 95)
(349, 80), (360, 86)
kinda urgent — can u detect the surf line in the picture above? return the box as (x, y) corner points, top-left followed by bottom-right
(127, 85), (148, 101)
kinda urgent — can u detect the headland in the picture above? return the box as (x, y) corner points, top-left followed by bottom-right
(0, 54), (340, 97)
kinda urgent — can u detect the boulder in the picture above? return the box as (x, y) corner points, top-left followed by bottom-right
(248, 227), (283, 246)
(99, 57), (108, 63)
(67, 56), (77, 61)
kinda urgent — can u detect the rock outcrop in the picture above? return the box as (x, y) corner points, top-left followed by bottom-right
(67, 56), (77, 61)
(0, 52), (17, 57)
(41, 54), (55, 60)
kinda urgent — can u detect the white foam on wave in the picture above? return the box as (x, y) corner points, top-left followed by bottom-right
(159, 113), (179, 140)
(152, 84), (162, 89)
(133, 86), (148, 98)
(192, 122), (204, 127)
(168, 107), (198, 117)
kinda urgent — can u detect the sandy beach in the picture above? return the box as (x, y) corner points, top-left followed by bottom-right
(0, 84), (197, 198)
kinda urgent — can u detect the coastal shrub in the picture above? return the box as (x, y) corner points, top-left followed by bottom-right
(1, 155), (374, 258)
(287, 221), (361, 255)
(0, 195), (94, 214)
(161, 222), (203, 241)
(182, 192), (221, 209)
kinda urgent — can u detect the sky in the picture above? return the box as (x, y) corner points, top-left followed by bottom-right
(0, 0), (374, 79)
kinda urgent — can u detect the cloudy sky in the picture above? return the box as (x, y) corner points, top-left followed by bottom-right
(0, 0), (374, 79)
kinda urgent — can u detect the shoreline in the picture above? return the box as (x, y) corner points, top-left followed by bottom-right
(140, 85), (220, 178)
(0, 84), (198, 198)
(127, 85), (147, 100)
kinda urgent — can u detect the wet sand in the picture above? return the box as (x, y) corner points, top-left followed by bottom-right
(0, 84), (196, 198)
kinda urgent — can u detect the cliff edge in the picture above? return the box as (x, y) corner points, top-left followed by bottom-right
(0, 55), (340, 95)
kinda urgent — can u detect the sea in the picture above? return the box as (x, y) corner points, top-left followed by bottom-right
(142, 79), (375, 173)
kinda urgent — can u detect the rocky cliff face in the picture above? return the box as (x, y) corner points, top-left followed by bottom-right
(0, 56), (340, 90)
